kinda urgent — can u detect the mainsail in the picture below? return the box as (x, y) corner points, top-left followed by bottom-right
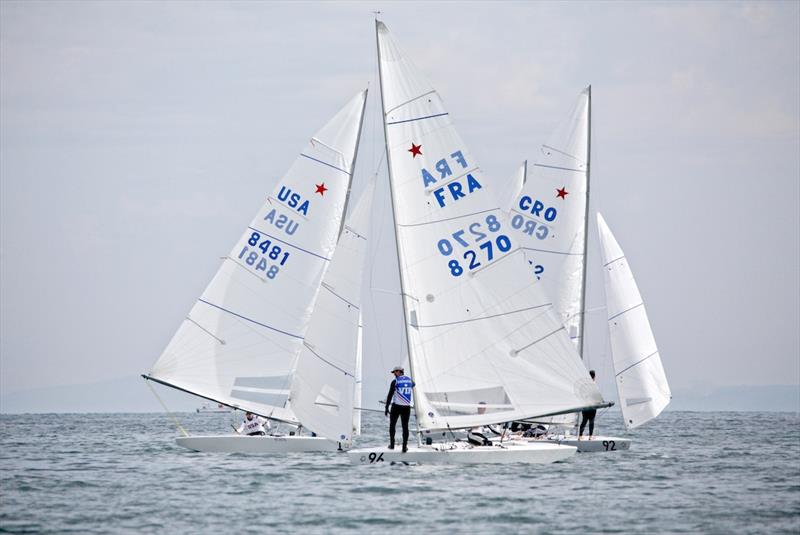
(146, 91), (368, 423)
(597, 213), (671, 429)
(376, 20), (604, 432)
(505, 88), (591, 355)
(289, 180), (375, 441)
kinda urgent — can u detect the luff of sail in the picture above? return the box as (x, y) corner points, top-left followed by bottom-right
(376, 20), (604, 432)
(597, 213), (671, 429)
(288, 180), (375, 442)
(505, 88), (591, 355)
(146, 91), (368, 423)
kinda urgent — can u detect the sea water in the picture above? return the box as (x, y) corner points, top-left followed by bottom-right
(1, 411), (798, 533)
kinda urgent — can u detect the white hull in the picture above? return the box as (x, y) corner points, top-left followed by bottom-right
(176, 435), (341, 453)
(546, 435), (631, 453)
(348, 441), (576, 465)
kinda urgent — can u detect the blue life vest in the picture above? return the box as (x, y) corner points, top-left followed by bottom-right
(393, 375), (413, 406)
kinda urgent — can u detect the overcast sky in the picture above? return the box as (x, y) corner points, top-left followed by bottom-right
(1, 1), (798, 409)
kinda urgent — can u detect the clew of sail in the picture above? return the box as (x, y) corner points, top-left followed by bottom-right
(376, 21), (604, 432)
(146, 91), (368, 423)
(505, 88), (590, 354)
(597, 213), (670, 429)
(289, 180), (375, 442)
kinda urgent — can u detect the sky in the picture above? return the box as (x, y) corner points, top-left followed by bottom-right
(1, 1), (798, 410)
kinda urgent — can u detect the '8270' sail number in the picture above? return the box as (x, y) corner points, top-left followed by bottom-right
(436, 214), (512, 277)
(237, 231), (290, 279)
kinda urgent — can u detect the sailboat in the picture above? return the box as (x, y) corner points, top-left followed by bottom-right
(503, 88), (669, 451)
(143, 90), (371, 453)
(597, 213), (671, 430)
(348, 20), (610, 465)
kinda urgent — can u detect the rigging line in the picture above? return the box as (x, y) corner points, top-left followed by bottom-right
(321, 282), (360, 310)
(603, 255), (625, 267)
(303, 342), (355, 378)
(186, 316), (225, 345)
(608, 302), (644, 322)
(386, 112), (449, 126)
(532, 163), (585, 174)
(198, 299), (303, 339)
(246, 227), (330, 262)
(615, 351), (659, 378)
(299, 153), (351, 176)
(414, 303), (550, 329)
(144, 378), (189, 437)
(398, 208), (497, 228)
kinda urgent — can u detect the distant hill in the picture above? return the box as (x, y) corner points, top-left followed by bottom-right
(1, 376), (798, 414)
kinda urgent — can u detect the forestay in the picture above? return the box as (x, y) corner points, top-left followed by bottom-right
(376, 21), (603, 432)
(289, 181), (375, 441)
(504, 88), (590, 355)
(597, 213), (670, 429)
(147, 91), (368, 423)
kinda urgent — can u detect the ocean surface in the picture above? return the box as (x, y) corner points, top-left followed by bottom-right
(1, 410), (798, 533)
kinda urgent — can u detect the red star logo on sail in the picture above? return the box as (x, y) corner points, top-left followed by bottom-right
(315, 183), (327, 196)
(408, 143), (422, 158)
(556, 187), (569, 199)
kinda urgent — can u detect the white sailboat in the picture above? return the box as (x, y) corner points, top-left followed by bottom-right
(349, 20), (609, 466)
(597, 213), (671, 429)
(504, 89), (669, 451)
(144, 90), (370, 453)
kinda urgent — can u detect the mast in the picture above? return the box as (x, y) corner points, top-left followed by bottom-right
(374, 19), (421, 428)
(336, 90), (369, 239)
(577, 85), (592, 361)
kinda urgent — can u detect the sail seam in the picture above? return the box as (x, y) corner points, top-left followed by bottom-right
(386, 112), (449, 125)
(186, 316), (225, 344)
(299, 153), (351, 175)
(414, 303), (551, 329)
(343, 225), (367, 240)
(384, 90), (438, 115)
(608, 302), (643, 321)
(615, 351), (658, 378)
(532, 163), (586, 173)
(247, 227), (331, 261)
(303, 341), (355, 378)
(603, 255), (625, 267)
(398, 208), (496, 228)
(197, 299), (303, 339)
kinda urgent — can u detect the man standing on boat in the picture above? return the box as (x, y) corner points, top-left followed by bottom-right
(578, 370), (597, 440)
(237, 412), (271, 436)
(385, 366), (414, 452)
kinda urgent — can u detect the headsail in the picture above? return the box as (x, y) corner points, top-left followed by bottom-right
(505, 88), (591, 355)
(146, 91), (368, 423)
(597, 213), (670, 429)
(376, 21), (603, 432)
(289, 180), (375, 441)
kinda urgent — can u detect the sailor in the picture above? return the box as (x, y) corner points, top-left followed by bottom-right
(578, 370), (597, 440)
(467, 402), (493, 446)
(385, 365), (415, 452)
(237, 411), (271, 436)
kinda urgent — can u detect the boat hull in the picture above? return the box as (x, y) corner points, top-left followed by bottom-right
(348, 442), (577, 465)
(175, 435), (341, 453)
(548, 435), (631, 453)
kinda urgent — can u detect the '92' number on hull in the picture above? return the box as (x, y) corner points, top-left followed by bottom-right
(237, 231), (290, 279)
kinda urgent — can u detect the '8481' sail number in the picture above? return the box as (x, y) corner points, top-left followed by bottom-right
(237, 231), (290, 279)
